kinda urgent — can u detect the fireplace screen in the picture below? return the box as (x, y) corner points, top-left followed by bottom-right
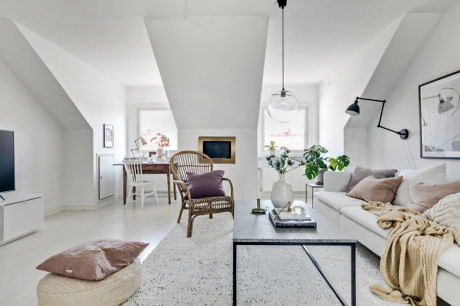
(198, 137), (235, 164)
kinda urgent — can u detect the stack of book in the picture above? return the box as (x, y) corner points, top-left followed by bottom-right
(269, 208), (317, 228)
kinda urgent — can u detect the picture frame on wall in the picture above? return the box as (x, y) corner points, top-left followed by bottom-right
(103, 124), (114, 148)
(419, 70), (460, 159)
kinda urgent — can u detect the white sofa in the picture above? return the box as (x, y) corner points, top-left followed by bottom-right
(315, 171), (460, 305)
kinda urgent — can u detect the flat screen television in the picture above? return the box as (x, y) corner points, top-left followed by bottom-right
(0, 130), (15, 192)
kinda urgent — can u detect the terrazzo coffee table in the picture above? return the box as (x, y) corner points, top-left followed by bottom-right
(233, 200), (356, 306)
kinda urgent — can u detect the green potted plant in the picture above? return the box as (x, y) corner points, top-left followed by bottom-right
(303, 145), (350, 185)
(264, 140), (277, 157)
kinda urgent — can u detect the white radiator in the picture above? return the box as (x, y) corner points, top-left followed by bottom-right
(98, 154), (115, 200)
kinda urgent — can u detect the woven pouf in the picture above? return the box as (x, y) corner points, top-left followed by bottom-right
(37, 260), (141, 306)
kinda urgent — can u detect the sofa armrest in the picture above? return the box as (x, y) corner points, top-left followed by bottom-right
(323, 171), (352, 192)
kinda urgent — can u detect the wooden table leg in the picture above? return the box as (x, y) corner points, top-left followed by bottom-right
(167, 171), (171, 204)
(174, 182), (177, 200)
(123, 167), (127, 205)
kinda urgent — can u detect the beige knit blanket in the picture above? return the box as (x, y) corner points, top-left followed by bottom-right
(362, 201), (460, 306)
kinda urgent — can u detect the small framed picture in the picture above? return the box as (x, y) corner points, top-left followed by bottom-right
(103, 124), (114, 148)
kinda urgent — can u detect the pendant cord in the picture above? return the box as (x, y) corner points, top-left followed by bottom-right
(281, 7), (285, 90)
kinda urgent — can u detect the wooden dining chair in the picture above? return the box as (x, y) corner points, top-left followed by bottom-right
(169, 151), (234, 237)
(123, 159), (159, 209)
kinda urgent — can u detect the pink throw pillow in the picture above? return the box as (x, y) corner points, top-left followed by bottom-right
(36, 240), (148, 280)
(346, 175), (403, 203)
(409, 181), (460, 212)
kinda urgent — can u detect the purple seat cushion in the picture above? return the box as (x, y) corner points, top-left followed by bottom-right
(186, 170), (226, 199)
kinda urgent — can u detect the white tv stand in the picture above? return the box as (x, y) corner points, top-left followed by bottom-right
(0, 193), (44, 245)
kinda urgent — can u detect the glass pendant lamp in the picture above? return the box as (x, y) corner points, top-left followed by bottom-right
(267, 89), (299, 123)
(267, 0), (299, 123)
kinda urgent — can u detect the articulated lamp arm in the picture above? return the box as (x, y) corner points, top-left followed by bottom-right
(351, 97), (409, 140)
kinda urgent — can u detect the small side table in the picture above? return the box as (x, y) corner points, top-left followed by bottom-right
(306, 183), (323, 208)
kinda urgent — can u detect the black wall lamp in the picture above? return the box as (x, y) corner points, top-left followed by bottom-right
(345, 97), (409, 140)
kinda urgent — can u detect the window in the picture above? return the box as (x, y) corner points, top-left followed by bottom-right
(138, 109), (178, 150)
(263, 108), (306, 151)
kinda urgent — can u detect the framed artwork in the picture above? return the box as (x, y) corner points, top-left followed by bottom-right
(103, 124), (114, 148)
(419, 70), (460, 159)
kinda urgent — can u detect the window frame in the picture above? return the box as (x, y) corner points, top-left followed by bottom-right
(260, 106), (308, 157)
(137, 106), (178, 151)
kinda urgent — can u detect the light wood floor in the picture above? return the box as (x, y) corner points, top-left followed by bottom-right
(0, 196), (180, 306)
(0, 193), (311, 306)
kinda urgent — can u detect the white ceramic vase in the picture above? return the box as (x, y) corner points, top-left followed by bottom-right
(271, 173), (294, 208)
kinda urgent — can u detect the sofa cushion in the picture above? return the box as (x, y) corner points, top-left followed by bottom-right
(424, 191), (460, 232)
(315, 192), (365, 212)
(346, 176), (403, 203)
(410, 181), (460, 212)
(340, 206), (389, 238)
(438, 246), (460, 280)
(186, 170), (226, 199)
(323, 171), (352, 192)
(348, 166), (397, 191)
(394, 163), (447, 206)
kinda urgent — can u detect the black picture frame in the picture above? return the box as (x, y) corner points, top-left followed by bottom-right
(103, 124), (114, 148)
(418, 70), (460, 159)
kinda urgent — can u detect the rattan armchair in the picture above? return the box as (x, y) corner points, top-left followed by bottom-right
(169, 151), (234, 237)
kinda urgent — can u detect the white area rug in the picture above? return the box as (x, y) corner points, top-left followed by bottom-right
(124, 213), (395, 305)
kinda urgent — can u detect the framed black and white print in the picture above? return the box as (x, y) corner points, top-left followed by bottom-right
(419, 70), (460, 159)
(103, 124), (114, 148)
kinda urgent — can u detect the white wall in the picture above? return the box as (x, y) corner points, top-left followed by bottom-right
(0, 60), (64, 213)
(318, 18), (401, 157)
(342, 13), (439, 169)
(344, 128), (369, 168)
(19, 25), (128, 205)
(63, 129), (94, 207)
(258, 83), (319, 192)
(178, 129), (258, 200)
(367, 2), (460, 179)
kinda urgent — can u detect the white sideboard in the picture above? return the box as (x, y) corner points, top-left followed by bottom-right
(0, 193), (44, 245)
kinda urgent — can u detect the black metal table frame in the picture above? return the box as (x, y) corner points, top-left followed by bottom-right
(233, 240), (356, 306)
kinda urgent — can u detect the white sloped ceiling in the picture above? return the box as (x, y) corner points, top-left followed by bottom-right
(0, 18), (90, 130)
(145, 16), (269, 129)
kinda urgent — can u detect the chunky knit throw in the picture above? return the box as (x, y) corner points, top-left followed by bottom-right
(362, 201), (460, 306)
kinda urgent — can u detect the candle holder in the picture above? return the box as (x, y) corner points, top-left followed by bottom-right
(251, 198), (266, 214)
